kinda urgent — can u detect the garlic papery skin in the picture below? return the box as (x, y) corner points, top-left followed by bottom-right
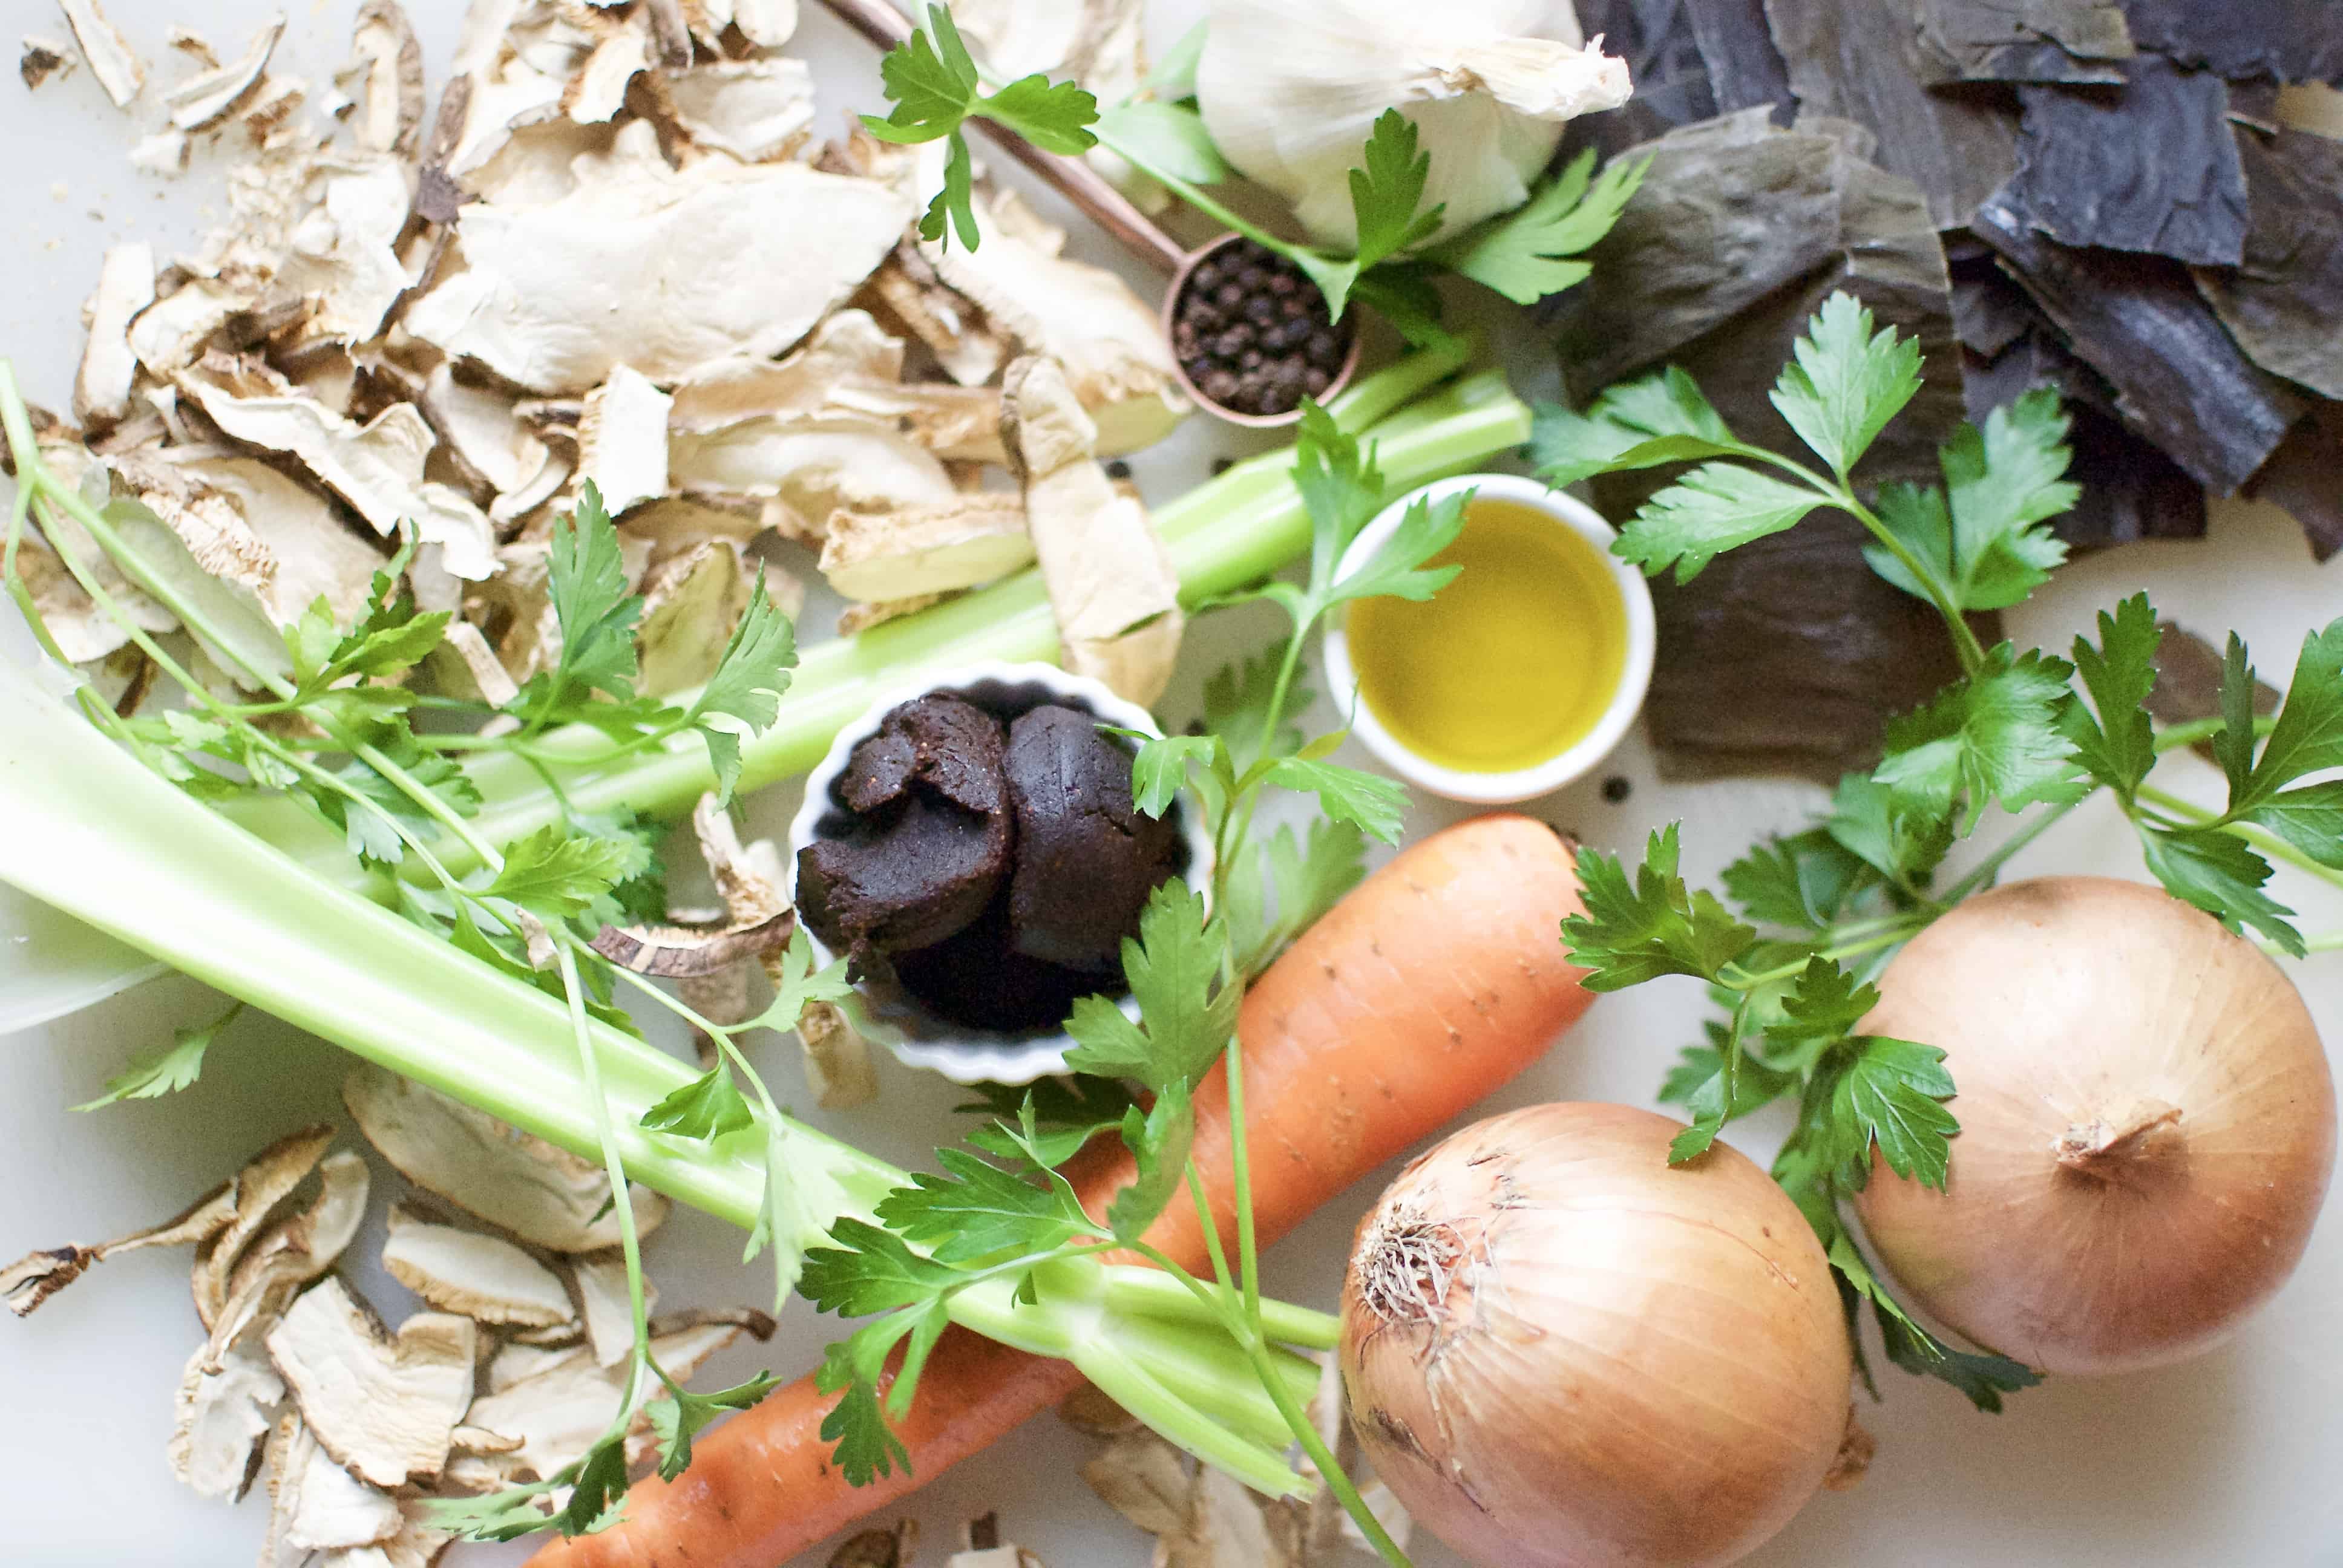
(1196, 0), (1632, 247)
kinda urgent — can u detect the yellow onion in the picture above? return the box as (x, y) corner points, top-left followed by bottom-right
(1339, 1102), (1853, 1568)
(1855, 876), (2336, 1376)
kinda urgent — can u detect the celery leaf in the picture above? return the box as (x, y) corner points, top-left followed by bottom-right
(486, 825), (644, 921)
(542, 482), (642, 703)
(1531, 365), (1748, 488)
(1348, 109), (1444, 275)
(685, 578), (798, 803)
(1322, 489), (1467, 611)
(1259, 756), (1408, 844)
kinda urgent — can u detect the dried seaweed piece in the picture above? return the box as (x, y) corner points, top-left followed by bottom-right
(2242, 405), (2343, 561)
(2192, 128), (2343, 399)
(2009, 59), (2248, 266)
(2117, 0), (2343, 87)
(1962, 334), (2207, 546)
(1970, 188), (2306, 490)
(1948, 244), (2037, 357)
(1643, 514), (1983, 783)
(2145, 619), (2283, 731)
(1767, 0), (2020, 228)
(1567, 1), (1721, 154)
(1913, 0), (2133, 85)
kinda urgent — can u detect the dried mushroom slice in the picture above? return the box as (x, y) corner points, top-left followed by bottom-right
(343, 1062), (669, 1252)
(263, 1415), (404, 1560)
(172, 1339), (286, 1501)
(658, 57), (816, 163)
(58, 0), (145, 109)
(837, 592), (952, 636)
(21, 36), (75, 93)
(635, 538), (749, 695)
(404, 119), (915, 394)
(266, 1277), (477, 1488)
(74, 242), (155, 431)
(819, 495), (1032, 603)
(0, 1122), (278, 1318)
(669, 421), (960, 540)
(202, 1149), (372, 1369)
(796, 998), (877, 1111)
(578, 364), (672, 517)
(339, 1), (424, 155)
(830, 1520), (921, 1568)
(1000, 355), (1184, 706)
(380, 1202), (576, 1330)
(194, 1125), (339, 1328)
(162, 15), (284, 132)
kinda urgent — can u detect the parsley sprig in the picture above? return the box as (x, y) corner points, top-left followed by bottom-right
(1544, 290), (2343, 1411)
(796, 404), (1457, 1567)
(862, 5), (1639, 336)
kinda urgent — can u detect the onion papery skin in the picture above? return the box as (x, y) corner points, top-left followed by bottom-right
(1339, 1103), (1852, 1568)
(1853, 876), (2337, 1377)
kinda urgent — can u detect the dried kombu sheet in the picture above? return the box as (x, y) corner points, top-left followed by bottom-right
(2193, 128), (2343, 399)
(2008, 59), (2249, 266)
(1766, 0), (2020, 227)
(1554, 106), (1962, 456)
(1964, 333), (2207, 546)
(1683, 0), (1792, 114)
(2117, 0), (2343, 87)
(1559, 111), (1973, 780)
(1913, 0), (2134, 85)
(1949, 243), (2037, 356)
(1971, 189), (2305, 491)
(1640, 514), (1987, 783)
(2243, 406), (2343, 561)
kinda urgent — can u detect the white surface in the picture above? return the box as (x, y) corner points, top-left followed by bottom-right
(1323, 472), (1657, 804)
(4, 6), (2343, 1567)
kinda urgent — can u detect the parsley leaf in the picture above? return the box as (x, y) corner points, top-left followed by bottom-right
(2138, 825), (2301, 955)
(863, 4), (978, 140)
(1722, 829), (1881, 933)
(648, 1373), (781, 1482)
(746, 927), (856, 1034)
(2063, 593), (2161, 806)
(1561, 825), (1757, 991)
(1258, 756), (1408, 844)
(1875, 1309), (2040, 1412)
(2249, 782), (2343, 873)
(1820, 1035), (1958, 1191)
(1531, 366), (1748, 488)
(2230, 620), (2343, 818)
(1226, 818), (1368, 978)
(1129, 733), (1232, 820)
(980, 74), (1099, 155)
(542, 482), (643, 705)
(1873, 642), (2084, 825)
(1322, 489), (1467, 610)
(1823, 773), (1953, 892)
(1863, 391), (2076, 613)
(874, 1147), (1095, 1264)
(1064, 881), (1239, 1090)
(73, 1001), (243, 1110)
(1613, 462), (1827, 584)
(1348, 109), (1444, 271)
(1430, 149), (1647, 305)
(1106, 1082), (1195, 1244)
(684, 578), (798, 803)
(485, 825), (645, 922)
(1769, 293), (1924, 480)
(639, 1065), (757, 1143)
(961, 1078), (1136, 1168)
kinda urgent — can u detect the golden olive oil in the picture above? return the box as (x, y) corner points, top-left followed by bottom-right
(1347, 497), (1628, 774)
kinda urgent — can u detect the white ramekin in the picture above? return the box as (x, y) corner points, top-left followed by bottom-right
(785, 661), (1214, 1086)
(1320, 473), (1656, 805)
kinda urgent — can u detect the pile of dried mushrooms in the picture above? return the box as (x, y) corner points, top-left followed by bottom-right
(16, 0), (1194, 730)
(3, 1073), (772, 1563)
(1555, 0), (2343, 781)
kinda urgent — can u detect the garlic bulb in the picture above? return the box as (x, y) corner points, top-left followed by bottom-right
(1196, 0), (1631, 247)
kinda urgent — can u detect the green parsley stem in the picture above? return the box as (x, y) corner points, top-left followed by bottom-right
(1939, 797), (2083, 905)
(1187, 1155), (1238, 1291)
(555, 939), (655, 1425)
(2153, 715), (2276, 752)
(1723, 923), (1924, 990)
(2136, 783), (2343, 897)
(1224, 1037), (1265, 1325)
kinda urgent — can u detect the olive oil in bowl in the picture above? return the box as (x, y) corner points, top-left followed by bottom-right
(1327, 477), (1654, 804)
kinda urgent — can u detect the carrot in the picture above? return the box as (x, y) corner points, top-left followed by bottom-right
(533, 814), (1591, 1568)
